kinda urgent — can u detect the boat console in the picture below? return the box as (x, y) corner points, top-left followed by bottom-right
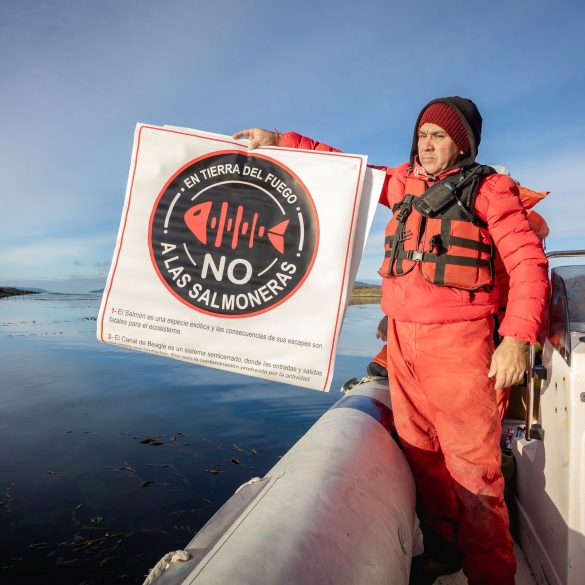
(513, 254), (585, 585)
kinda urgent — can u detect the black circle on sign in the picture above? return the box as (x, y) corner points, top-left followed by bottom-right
(149, 151), (319, 317)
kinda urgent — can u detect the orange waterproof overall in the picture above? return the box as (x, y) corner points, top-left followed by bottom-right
(381, 172), (515, 585)
(372, 344), (511, 421)
(386, 319), (514, 585)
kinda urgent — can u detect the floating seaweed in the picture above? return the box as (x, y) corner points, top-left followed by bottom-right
(29, 542), (50, 550)
(140, 438), (164, 446)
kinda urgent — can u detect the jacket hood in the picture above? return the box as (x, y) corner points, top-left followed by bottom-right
(410, 96), (483, 170)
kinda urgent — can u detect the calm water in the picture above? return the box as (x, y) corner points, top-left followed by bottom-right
(0, 293), (383, 584)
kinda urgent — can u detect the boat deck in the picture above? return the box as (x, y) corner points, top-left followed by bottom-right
(434, 543), (535, 584)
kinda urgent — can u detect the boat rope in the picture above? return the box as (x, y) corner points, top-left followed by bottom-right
(142, 549), (192, 585)
(235, 476), (261, 494)
(340, 375), (385, 394)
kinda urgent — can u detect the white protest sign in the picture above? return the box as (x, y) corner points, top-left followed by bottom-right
(97, 125), (382, 391)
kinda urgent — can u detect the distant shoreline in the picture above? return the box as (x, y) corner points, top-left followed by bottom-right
(349, 284), (381, 305)
(0, 287), (40, 299)
(0, 284), (379, 302)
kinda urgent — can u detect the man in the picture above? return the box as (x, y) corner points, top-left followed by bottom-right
(234, 96), (549, 585)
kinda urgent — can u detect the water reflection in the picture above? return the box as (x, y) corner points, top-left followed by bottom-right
(0, 294), (383, 584)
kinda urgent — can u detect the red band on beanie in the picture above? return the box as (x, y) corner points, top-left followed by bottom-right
(419, 103), (470, 153)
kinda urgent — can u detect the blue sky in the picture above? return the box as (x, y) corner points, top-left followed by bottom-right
(1, 0), (584, 292)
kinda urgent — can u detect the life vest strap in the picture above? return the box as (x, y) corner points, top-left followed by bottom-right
(448, 236), (492, 253)
(384, 249), (491, 268)
(385, 195), (416, 277)
(434, 218), (452, 284)
(385, 235), (491, 254)
(444, 255), (491, 268)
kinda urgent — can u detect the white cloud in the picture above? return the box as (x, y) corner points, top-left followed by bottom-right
(504, 150), (585, 240)
(0, 234), (114, 280)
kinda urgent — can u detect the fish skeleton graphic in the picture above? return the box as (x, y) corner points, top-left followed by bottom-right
(184, 201), (289, 253)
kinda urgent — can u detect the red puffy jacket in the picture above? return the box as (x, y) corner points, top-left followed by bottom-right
(279, 131), (549, 344)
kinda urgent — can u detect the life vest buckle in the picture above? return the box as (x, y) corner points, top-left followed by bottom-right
(395, 195), (415, 222)
(410, 250), (424, 262)
(396, 205), (412, 222)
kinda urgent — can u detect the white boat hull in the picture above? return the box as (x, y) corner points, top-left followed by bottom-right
(149, 378), (419, 585)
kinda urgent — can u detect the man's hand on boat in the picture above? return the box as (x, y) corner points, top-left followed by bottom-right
(488, 336), (527, 389)
(233, 128), (278, 150)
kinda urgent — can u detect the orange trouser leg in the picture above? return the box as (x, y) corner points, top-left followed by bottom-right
(496, 386), (511, 421)
(386, 318), (515, 585)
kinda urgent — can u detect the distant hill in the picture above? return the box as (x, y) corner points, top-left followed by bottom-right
(0, 287), (41, 298)
(89, 288), (105, 293)
(349, 281), (381, 305)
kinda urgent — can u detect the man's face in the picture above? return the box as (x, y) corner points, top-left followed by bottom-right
(417, 122), (463, 176)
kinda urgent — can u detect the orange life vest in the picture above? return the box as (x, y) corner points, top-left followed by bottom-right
(379, 166), (496, 291)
